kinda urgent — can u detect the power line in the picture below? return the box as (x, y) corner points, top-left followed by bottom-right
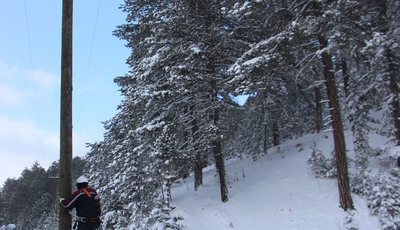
(23, 0), (45, 157)
(76, 0), (102, 128)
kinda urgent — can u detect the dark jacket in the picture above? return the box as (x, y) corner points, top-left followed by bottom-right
(62, 186), (100, 218)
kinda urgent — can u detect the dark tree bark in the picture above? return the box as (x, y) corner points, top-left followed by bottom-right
(312, 68), (323, 133)
(204, 0), (229, 202)
(263, 122), (268, 154)
(194, 151), (203, 190)
(192, 106), (203, 190)
(273, 121), (279, 146)
(213, 106), (229, 202)
(341, 57), (350, 98)
(387, 49), (400, 167)
(315, 85), (323, 133)
(398, 155), (400, 168)
(214, 145), (229, 203)
(318, 36), (354, 211)
(261, 93), (268, 154)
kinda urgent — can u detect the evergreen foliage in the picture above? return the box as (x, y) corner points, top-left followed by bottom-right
(2, 0), (400, 228)
(0, 157), (86, 229)
(84, 0), (400, 227)
(307, 141), (337, 178)
(352, 169), (400, 229)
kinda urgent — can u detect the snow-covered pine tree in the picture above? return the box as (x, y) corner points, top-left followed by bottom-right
(315, 0), (378, 173)
(86, 0), (245, 227)
(339, 0), (400, 171)
(0, 163), (55, 229)
(127, 0), (244, 203)
(230, 0), (360, 211)
(176, 0), (235, 202)
(86, 86), (164, 229)
(337, 1), (400, 226)
(228, 1), (319, 158)
(359, 0), (400, 165)
(291, 0), (357, 211)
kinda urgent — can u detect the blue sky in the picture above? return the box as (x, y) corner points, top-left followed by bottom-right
(0, 0), (129, 185)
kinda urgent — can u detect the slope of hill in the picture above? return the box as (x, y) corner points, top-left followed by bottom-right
(170, 132), (382, 230)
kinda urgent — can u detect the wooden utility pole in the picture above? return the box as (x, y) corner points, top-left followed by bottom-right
(59, 0), (73, 229)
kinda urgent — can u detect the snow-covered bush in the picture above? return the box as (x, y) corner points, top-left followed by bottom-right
(343, 210), (359, 230)
(307, 142), (337, 178)
(352, 172), (400, 230)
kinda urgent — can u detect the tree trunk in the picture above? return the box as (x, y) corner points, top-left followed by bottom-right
(387, 49), (400, 166)
(194, 151), (203, 190)
(192, 106), (203, 190)
(315, 85), (323, 132)
(214, 140), (229, 202)
(273, 121), (279, 146)
(203, 0), (228, 202)
(213, 104), (229, 202)
(312, 68), (323, 133)
(263, 122), (268, 154)
(341, 57), (350, 98)
(318, 35), (354, 211)
(261, 95), (268, 154)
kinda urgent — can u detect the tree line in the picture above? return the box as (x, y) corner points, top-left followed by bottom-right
(1, 0), (399, 229)
(85, 0), (399, 229)
(0, 158), (86, 229)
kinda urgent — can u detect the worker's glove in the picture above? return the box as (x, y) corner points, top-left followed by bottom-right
(59, 197), (65, 204)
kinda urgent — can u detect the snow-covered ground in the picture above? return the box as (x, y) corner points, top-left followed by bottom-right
(171, 132), (382, 230)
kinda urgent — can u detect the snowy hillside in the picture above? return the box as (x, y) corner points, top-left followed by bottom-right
(170, 132), (382, 230)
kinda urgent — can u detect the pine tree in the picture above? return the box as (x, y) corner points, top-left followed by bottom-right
(295, 0), (355, 211)
(341, 0), (400, 169)
(229, 0), (356, 210)
(116, 0), (238, 203)
(0, 162), (54, 229)
(228, 1), (319, 156)
(86, 1), (243, 227)
(364, 0), (400, 165)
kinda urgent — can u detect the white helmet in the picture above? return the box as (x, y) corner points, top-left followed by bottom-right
(76, 176), (88, 184)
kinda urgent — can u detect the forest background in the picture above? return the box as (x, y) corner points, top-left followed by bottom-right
(1, 0), (400, 229)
